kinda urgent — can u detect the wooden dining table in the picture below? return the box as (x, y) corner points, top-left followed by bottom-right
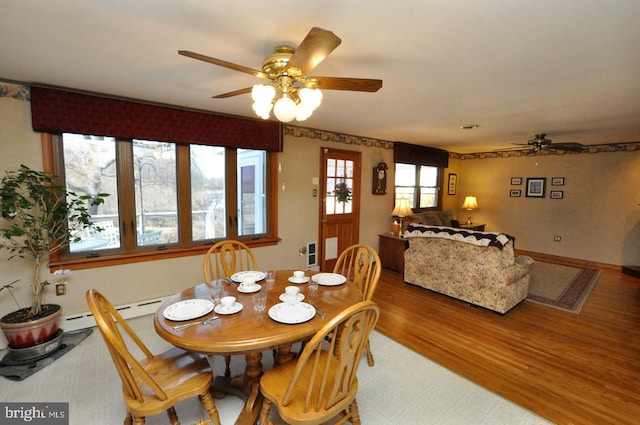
(154, 269), (363, 425)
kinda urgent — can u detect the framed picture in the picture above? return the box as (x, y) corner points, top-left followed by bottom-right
(550, 190), (564, 199)
(511, 177), (522, 185)
(526, 177), (546, 198)
(551, 177), (565, 186)
(447, 173), (457, 195)
(510, 189), (521, 197)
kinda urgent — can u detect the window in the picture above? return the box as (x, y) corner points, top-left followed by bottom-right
(51, 133), (276, 267)
(394, 163), (441, 209)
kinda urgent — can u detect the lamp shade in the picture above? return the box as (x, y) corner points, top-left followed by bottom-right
(462, 196), (478, 210)
(391, 198), (413, 217)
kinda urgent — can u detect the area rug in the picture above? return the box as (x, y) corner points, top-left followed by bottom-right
(0, 328), (93, 381)
(526, 261), (600, 314)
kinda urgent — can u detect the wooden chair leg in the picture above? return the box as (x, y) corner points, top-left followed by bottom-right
(366, 338), (375, 367)
(348, 399), (361, 425)
(258, 398), (275, 425)
(132, 415), (145, 425)
(166, 406), (179, 425)
(124, 412), (133, 425)
(199, 390), (222, 425)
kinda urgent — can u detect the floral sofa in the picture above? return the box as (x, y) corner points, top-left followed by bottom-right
(403, 210), (459, 228)
(403, 224), (535, 313)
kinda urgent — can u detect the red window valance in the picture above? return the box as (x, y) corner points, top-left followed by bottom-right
(30, 86), (283, 152)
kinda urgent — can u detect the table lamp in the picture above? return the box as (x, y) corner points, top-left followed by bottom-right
(391, 198), (413, 236)
(461, 195), (478, 225)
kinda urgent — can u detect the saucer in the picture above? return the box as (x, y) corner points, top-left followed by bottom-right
(279, 293), (304, 303)
(288, 276), (310, 284)
(214, 302), (243, 315)
(237, 284), (261, 294)
(230, 271), (266, 283)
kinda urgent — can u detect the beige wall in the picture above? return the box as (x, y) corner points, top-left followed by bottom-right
(2, 95), (639, 324)
(0, 97), (393, 320)
(445, 153), (640, 265)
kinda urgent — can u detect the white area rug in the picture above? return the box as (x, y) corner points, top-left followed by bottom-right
(0, 315), (551, 424)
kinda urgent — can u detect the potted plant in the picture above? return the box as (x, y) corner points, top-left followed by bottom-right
(0, 164), (107, 352)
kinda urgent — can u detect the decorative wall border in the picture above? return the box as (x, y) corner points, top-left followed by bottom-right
(449, 142), (640, 160)
(0, 82), (30, 101)
(284, 125), (394, 150)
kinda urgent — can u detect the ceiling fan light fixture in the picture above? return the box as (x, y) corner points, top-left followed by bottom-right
(273, 95), (297, 122)
(251, 84), (275, 119)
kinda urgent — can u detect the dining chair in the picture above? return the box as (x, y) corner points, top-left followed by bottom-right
(258, 301), (380, 425)
(86, 289), (221, 425)
(203, 239), (258, 283)
(203, 239), (259, 377)
(333, 243), (381, 366)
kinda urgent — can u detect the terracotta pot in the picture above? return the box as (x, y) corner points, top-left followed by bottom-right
(0, 304), (62, 349)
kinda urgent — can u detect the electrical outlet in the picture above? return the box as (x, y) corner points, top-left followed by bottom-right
(554, 235), (562, 242)
(55, 283), (67, 296)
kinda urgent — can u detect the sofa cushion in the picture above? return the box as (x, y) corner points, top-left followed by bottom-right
(404, 210), (456, 227)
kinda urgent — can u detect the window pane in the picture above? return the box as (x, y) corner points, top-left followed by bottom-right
(420, 187), (438, 208)
(395, 163), (416, 185)
(191, 145), (226, 241)
(420, 166), (438, 186)
(63, 133), (120, 253)
(133, 140), (177, 246)
(237, 149), (266, 236)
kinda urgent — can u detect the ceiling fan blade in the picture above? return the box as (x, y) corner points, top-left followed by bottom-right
(179, 50), (268, 79)
(311, 76), (383, 92)
(547, 143), (586, 152)
(286, 27), (342, 76)
(212, 87), (253, 99)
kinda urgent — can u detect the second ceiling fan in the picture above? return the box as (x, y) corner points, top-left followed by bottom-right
(179, 27), (383, 122)
(498, 134), (586, 154)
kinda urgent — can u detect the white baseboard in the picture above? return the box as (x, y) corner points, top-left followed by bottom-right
(0, 296), (170, 350)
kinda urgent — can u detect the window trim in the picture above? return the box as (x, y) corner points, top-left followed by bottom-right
(42, 133), (279, 271)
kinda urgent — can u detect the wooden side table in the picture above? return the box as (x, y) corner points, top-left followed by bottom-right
(378, 233), (408, 273)
(459, 223), (486, 231)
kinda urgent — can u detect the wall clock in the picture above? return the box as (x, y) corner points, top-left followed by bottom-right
(372, 162), (388, 195)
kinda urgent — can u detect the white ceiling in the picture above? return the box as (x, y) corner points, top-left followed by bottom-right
(2, 1), (639, 153)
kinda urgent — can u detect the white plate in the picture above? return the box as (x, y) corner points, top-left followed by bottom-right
(163, 299), (214, 321)
(214, 302), (243, 315)
(230, 271), (267, 283)
(237, 284), (262, 294)
(268, 302), (316, 324)
(312, 273), (347, 286)
(278, 293), (305, 303)
(288, 276), (310, 284)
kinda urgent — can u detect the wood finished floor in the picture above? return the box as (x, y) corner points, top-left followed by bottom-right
(371, 262), (640, 425)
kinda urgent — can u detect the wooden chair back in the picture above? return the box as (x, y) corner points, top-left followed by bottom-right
(203, 239), (258, 282)
(86, 289), (164, 404)
(86, 289), (221, 425)
(333, 244), (381, 301)
(259, 301), (379, 424)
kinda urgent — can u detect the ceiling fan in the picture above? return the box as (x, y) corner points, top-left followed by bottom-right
(179, 27), (383, 122)
(497, 134), (586, 154)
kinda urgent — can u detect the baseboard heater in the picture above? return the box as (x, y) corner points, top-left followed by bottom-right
(60, 296), (170, 332)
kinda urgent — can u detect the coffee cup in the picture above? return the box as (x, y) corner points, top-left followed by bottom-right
(220, 296), (236, 310)
(240, 277), (257, 290)
(284, 286), (300, 303)
(293, 270), (305, 281)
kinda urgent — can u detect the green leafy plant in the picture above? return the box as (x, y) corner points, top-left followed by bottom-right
(0, 165), (108, 316)
(335, 182), (352, 203)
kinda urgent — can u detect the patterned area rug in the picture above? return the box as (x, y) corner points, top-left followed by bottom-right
(526, 261), (600, 314)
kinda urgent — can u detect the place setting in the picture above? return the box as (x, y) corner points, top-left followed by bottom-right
(268, 285), (317, 324)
